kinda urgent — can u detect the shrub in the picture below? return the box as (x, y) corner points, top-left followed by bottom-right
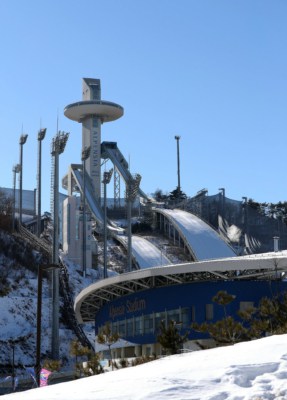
(157, 320), (188, 355)
(131, 355), (156, 366)
(119, 358), (128, 368)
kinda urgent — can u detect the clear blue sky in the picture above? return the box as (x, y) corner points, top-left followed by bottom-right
(1, 0), (287, 212)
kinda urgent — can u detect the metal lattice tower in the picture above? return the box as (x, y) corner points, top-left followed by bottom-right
(114, 167), (121, 208)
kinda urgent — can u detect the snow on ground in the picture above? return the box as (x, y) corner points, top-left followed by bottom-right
(117, 234), (172, 269)
(3, 334), (287, 400)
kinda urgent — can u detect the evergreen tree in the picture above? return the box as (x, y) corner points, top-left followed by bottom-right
(153, 189), (168, 202)
(157, 320), (188, 355)
(192, 291), (287, 346)
(192, 290), (247, 345)
(212, 291), (235, 316)
(168, 187), (187, 201)
(97, 322), (120, 369)
(70, 340), (91, 377)
(192, 317), (248, 345)
(238, 294), (287, 337)
(0, 190), (13, 231)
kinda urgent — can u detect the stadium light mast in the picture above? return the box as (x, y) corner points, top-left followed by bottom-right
(50, 131), (69, 360)
(36, 263), (59, 387)
(102, 168), (113, 279)
(174, 136), (181, 194)
(12, 164), (21, 231)
(37, 128), (47, 237)
(19, 133), (28, 224)
(81, 145), (91, 278)
(126, 174), (141, 272)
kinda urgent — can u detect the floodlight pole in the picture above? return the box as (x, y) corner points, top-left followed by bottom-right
(37, 128), (46, 237)
(36, 264), (59, 387)
(50, 131), (69, 360)
(102, 169), (113, 279)
(174, 135), (181, 193)
(19, 134), (28, 224)
(11, 342), (15, 391)
(81, 146), (91, 278)
(12, 164), (21, 231)
(126, 174), (141, 272)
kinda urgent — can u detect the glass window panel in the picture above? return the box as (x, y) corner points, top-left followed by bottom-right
(155, 312), (166, 331)
(118, 320), (126, 336)
(127, 319), (134, 336)
(240, 301), (254, 312)
(135, 316), (143, 335)
(206, 304), (213, 321)
(181, 308), (190, 326)
(144, 315), (153, 334)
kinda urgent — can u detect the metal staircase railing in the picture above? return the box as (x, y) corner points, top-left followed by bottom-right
(17, 224), (94, 350)
(58, 258), (94, 350)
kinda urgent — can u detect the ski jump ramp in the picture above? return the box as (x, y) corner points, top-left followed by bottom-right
(155, 208), (236, 261)
(68, 164), (169, 268)
(65, 139), (236, 268)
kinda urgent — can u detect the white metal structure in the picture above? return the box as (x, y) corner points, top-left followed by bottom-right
(74, 251), (287, 323)
(155, 208), (236, 260)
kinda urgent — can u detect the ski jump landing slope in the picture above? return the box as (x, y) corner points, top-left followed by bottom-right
(70, 165), (170, 268)
(115, 235), (171, 269)
(70, 164), (236, 267)
(155, 208), (236, 261)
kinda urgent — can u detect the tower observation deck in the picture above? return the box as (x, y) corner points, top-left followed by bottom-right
(64, 78), (124, 199)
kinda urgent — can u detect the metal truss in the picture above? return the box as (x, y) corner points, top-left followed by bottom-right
(76, 254), (287, 323)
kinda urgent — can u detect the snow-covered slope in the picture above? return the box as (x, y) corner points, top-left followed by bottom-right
(2, 334), (287, 400)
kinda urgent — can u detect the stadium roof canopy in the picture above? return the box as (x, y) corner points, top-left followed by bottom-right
(74, 251), (287, 323)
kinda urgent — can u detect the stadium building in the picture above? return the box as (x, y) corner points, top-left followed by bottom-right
(75, 250), (287, 357)
(61, 78), (287, 357)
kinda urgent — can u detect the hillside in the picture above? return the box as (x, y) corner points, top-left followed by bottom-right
(0, 226), (187, 378)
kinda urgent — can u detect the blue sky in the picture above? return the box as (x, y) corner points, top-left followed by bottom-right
(1, 0), (287, 212)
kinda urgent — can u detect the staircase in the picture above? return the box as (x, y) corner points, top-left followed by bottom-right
(17, 224), (94, 350)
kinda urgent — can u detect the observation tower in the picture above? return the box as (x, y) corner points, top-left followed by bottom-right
(64, 78), (124, 199)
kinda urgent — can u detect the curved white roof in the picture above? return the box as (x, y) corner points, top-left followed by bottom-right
(64, 100), (124, 122)
(156, 208), (236, 260)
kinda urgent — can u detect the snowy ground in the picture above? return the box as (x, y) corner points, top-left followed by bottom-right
(2, 334), (287, 400)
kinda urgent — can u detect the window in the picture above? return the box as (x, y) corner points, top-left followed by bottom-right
(240, 301), (254, 312)
(191, 306), (196, 323)
(167, 310), (180, 324)
(134, 316), (143, 335)
(155, 312), (166, 332)
(205, 304), (213, 321)
(118, 320), (126, 336)
(126, 318), (134, 336)
(181, 308), (190, 327)
(111, 321), (118, 334)
(107, 306), (194, 338)
(144, 315), (154, 334)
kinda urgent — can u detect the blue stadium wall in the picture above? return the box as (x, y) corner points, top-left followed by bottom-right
(95, 280), (287, 344)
